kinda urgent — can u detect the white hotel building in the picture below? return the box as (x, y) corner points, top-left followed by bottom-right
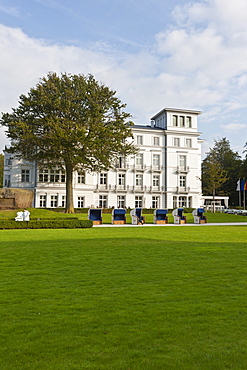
(3, 107), (204, 209)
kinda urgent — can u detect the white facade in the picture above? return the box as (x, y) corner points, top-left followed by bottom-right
(3, 107), (204, 209)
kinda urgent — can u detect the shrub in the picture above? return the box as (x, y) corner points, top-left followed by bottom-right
(0, 219), (92, 230)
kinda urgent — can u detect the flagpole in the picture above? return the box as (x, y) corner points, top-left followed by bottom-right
(244, 178), (246, 210)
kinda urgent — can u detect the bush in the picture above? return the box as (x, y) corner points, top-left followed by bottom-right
(0, 219), (92, 230)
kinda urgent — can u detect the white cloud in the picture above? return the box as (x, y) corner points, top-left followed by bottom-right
(222, 123), (247, 132)
(1, 0), (247, 154)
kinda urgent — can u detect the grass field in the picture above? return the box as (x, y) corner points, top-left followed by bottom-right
(1, 224), (247, 369)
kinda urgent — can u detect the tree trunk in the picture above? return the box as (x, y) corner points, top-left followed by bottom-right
(65, 163), (74, 213)
(212, 188), (215, 213)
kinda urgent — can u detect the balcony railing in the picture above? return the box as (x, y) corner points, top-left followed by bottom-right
(177, 166), (190, 173)
(175, 186), (191, 194)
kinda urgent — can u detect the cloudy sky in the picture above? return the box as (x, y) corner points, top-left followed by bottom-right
(1, 0), (247, 156)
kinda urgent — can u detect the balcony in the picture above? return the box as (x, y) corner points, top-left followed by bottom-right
(175, 186), (191, 194)
(177, 166), (190, 173)
(93, 184), (164, 193)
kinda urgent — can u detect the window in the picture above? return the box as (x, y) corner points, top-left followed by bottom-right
(136, 153), (143, 167)
(153, 154), (160, 166)
(117, 195), (125, 208)
(185, 138), (192, 148)
(4, 175), (11, 187)
(179, 196), (186, 207)
(118, 174), (125, 186)
(179, 175), (186, 187)
(50, 195), (58, 208)
(137, 135), (143, 145)
(77, 196), (84, 208)
(39, 168), (65, 183)
(179, 155), (186, 170)
(117, 156), (126, 169)
(99, 195), (107, 208)
(21, 169), (30, 182)
(186, 116), (192, 127)
(39, 169), (48, 182)
(62, 196), (66, 208)
(100, 173), (107, 185)
(152, 196), (159, 208)
(136, 174), (143, 186)
(5, 158), (12, 166)
(50, 169), (60, 182)
(77, 171), (85, 184)
(173, 115), (178, 126)
(39, 195), (46, 208)
(153, 136), (160, 146)
(179, 116), (185, 127)
(174, 138), (180, 147)
(135, 196), (143, 208)
(153, 175), (160, 187)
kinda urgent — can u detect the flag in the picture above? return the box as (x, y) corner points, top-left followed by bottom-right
(236, 179), (240, 191)
(240, 180), (245, 191)
(244, 181), (247, 191)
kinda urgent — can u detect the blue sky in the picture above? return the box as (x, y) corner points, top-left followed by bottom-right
(1, 0), (247, 157)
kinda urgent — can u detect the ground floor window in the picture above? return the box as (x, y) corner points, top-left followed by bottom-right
(99, 195), (107, 208)
(117, 195), (125, 208)
(135, 196), (143, 208)
(39, 195), (46, 208)
(152, 196), (159, 209)
(77, 196), (84, 208)
(50, 195), (58, 208)
(62, 195), (66, 208)
(179, 196), (186, 208)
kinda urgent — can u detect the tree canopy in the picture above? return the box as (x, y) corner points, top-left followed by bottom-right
(0, 153), (3, 188)
(0, 72), (137, 212)
(202, 138), (242, 206)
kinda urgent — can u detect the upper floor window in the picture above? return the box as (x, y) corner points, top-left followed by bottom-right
(185, 138), (192, 148)
(153, 136), (160, 146)
(136, 174), (143, 186)
(100, 173), (107, 185)
(174, 137), (180, 147)
(38, 168), (65, 183)
(179, 116), (185, 127)
(136, 153), (143, 166)
(136, 135), (143, 145)
(77, 171), (85, 184)
(186, 116), (192, 127)
(153, 175), (160, 187)
(21, 169), (30, 182)
(118, 173), (125, 185)
(173, 115), (178, 126)
(153, 154), (160, 166)
(179, 155), (186, 170)
(179, 175), (186, 187)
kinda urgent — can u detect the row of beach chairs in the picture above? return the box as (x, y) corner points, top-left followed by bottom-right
(88, 207), (207, 225)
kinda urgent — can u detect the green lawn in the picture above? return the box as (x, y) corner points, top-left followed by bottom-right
(1, 225), (247, 369)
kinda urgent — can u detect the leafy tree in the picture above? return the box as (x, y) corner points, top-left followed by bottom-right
(202, 138), (242, 207)
(0, 153), (3, 187)
(0, 73), (137, 212)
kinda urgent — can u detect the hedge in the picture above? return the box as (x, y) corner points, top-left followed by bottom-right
(0, 219), (93, 230)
